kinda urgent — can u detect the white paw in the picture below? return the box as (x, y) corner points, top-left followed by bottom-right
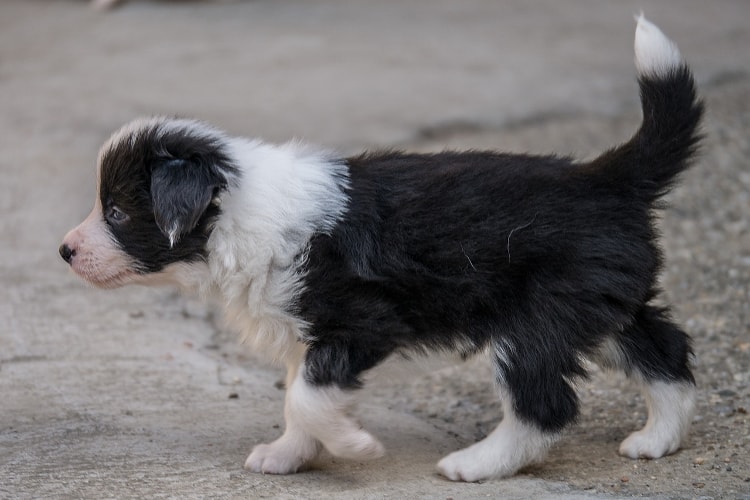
(324, 428), (385, 461)
(619, 381), (695, 459)
(436, 415), (553, 482)
(244, 438), (319, 474)
(437, 448), (501, 483)
(619, 429), (680, 459)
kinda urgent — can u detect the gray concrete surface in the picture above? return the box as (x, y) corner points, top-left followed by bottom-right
(1, 1), (749, 498)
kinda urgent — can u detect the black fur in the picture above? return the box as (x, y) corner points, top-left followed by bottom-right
(99, 121), (237, 272)
(296, 63), (702, 432)
(92, 54), (701, 438)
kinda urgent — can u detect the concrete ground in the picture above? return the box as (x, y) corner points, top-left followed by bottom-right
(1, 1), (749, 498)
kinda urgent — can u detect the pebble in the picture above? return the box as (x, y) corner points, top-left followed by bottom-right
(718, 389), (738, 398)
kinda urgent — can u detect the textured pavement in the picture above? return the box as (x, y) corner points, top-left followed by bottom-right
(1, 1), (749, 498)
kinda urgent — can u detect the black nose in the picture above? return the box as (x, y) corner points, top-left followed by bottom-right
(59, 244), (75, 264)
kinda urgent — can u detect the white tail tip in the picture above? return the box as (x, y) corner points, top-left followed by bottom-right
(634, 14), (682, 77)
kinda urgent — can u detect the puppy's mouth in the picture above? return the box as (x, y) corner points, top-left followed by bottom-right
(71, 267), (139, 289)
(67, 255), (141, 289)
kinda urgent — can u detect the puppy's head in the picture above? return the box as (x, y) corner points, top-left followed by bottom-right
(60, 117), (238, 288)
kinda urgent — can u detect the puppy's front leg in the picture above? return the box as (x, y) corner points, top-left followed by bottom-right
(285, 365), (385, 461)
(245, 361), (384, 474)
(245, 363), (321, 474)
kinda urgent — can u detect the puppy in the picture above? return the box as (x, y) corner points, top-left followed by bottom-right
(60, 16), (702, 482)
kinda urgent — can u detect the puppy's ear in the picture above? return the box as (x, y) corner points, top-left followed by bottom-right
(150, 158), (224, 248)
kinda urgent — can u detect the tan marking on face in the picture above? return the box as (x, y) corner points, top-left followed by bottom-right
(61, 197), (140, 289)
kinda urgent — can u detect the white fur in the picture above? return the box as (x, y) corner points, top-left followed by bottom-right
(437, 388), (556, 482)
(98, 118), (239, 174)
(150, 130), (354, 473)
(592, 338), (696, 459)
(245, 363), (321, 474)
(80, 116), (350, 363)
(590, 334), (631, 374)
(288, 367), (385, 459)
(634, 14), (682, 78)
(201, 138), (348, 362)
(493, 337), (515, 384)
(246, 364), (385, 473)
(61, 198), (141, 288)
(142, 128), (351, 363)
(245, 423), (320, 475)
(619, 381), (696, 459)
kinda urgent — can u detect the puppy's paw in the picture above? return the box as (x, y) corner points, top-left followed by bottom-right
(619, 429), (680, 459)
(324, 428), (385, 461)
(245, 443), (304, 474)
(244, 437), (319, 474)
(438, 448), (502, 482)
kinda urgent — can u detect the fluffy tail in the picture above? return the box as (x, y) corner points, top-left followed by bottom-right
(590, 15), (703, 202)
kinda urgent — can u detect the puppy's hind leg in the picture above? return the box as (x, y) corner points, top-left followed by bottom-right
(619, 380), (696, 459)
(611, 305), (696, 459)
(437, 387), (558, 482)
(437, 338), (573, 482)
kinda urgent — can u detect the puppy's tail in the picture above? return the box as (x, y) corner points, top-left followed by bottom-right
(589, 15), (703, 202)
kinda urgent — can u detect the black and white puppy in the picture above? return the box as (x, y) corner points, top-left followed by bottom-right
(60, 16), (702, 482)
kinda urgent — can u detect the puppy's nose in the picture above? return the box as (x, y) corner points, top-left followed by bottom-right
(59, 243), (76, 264)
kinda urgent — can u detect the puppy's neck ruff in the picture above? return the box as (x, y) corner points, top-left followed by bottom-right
(190, 137), (350, 361)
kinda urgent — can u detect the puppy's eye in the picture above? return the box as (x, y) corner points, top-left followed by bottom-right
(107, 206), (129, 223)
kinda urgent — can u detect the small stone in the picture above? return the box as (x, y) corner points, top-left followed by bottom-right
(715, 405), (734, 417)
(228, 392), (239, 399)
(694, 457), (705, 465)
(693, 482), (706, 488)
(620, 476), (629, 483)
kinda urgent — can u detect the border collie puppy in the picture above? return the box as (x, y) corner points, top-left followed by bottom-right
(60, 16), (702, 482)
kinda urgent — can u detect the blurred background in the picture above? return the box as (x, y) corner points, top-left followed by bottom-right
(1, 1), (749, 498)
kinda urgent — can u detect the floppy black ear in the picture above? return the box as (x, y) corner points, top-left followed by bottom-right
(150, 158), (225, 248)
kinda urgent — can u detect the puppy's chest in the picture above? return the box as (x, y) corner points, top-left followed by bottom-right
(217, 268), (308, 363)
